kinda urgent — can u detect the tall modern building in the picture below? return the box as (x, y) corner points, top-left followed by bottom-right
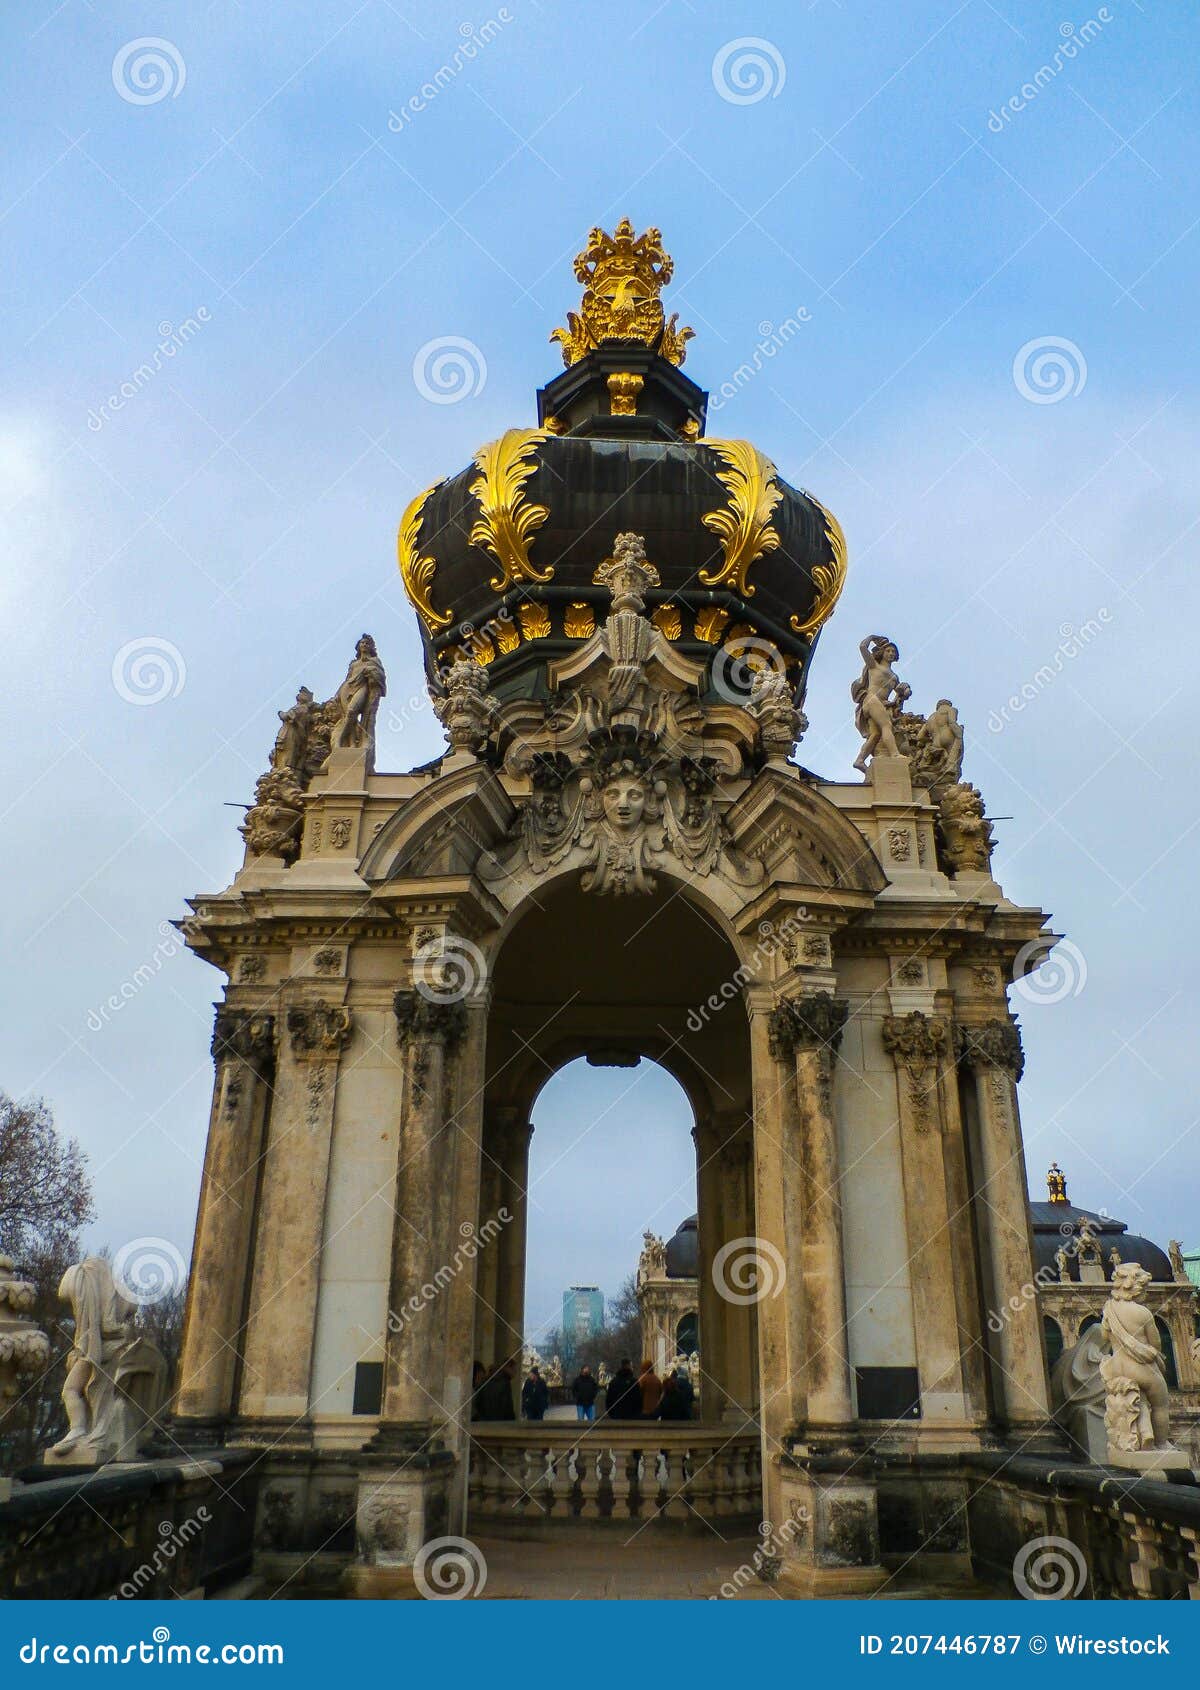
(562, 1287), (605, 1354)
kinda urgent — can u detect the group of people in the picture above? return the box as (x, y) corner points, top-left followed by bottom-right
(472, 1357), (694, 1423)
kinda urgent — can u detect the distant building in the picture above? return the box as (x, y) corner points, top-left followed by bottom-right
(562, 1286), (604, 1355)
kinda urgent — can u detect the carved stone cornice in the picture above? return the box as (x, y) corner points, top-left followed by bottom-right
(211, 1006), (276, 1070)
(957, 1017), (1024, 1081)
(285, 1000), (353, 1061)
(768, 992), (849, 1061)
(392, 990), (467, 1053)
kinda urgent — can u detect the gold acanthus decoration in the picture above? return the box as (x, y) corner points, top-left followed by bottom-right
(397, 482), (451, 632)
(790, 495), (847, 639)
(468, 428), (552, 593)
(551, 218), (694, 368)
(699, 439), (783, 596)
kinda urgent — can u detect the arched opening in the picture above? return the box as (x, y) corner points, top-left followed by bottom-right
(1156, 1317), (1179, 1388)
(675, 1311), (699, 1355)
(1042, 1315), (1064, 1370)
(1079, 1313), (1101, 1339)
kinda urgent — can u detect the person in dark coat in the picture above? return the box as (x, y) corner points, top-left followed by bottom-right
(604, 1358), (641, 1419)
(572, 1364), (599, 1422)
(476, 1360), (516, 1421)
(657, 1372), (691, 1421)
(521, 1366), (550, 1420)
(673, 1368), (695, 1417)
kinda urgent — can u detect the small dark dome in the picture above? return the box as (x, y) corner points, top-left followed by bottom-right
(665, 1214), (699, 1279)
(1029, 1200), (1174, 1283)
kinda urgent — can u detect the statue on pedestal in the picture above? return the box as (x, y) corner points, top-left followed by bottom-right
(851, 635), (910, 773)
(1100, 1263), (1177, 1460)
(334, 634), (387, 750)
(44, 1257), (167, 1468)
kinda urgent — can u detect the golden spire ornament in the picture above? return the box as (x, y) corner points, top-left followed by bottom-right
(551, 218), (695, 367)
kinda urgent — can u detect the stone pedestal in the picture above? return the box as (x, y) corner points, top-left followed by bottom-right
(342, 1450), (456, 1599)
(1106, 1447), (1194, 1477)
(775, 1455), (887, 1595)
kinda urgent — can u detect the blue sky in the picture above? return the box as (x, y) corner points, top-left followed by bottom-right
(3, 0), (1198, 1325)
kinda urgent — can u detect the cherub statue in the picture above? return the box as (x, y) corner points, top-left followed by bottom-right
(851, 635), (910, 773)
(914, 698), (964, 792)
(1100, 1262), (1175, 1453)
(334, 634), (387, 750)
(271, 686), (314, 773)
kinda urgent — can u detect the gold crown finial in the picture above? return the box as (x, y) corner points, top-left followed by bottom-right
(551, 218), (694, 368)
(1046, 1161), (1068, 1204)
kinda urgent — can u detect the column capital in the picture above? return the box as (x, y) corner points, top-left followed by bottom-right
(881, 1010), (948, 1072)
(286, 999), (353, 1060)
(211, 1005), (275, 1069)
(392, 990), (466, 1051)
(956, 1017), (1024, 1080)
(768, 992), (849, 1061)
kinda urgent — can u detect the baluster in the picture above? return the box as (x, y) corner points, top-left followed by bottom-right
(596, 1441), (616, 1519)
(623, 1442), (641, 1520)
(577, 1434), (601, 1519)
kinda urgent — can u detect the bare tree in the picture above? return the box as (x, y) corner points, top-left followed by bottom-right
(0, 1093), (95, 1471)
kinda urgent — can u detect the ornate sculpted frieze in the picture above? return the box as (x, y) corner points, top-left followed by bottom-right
(957, 1017), (1025, 1081)
(285, 1001), (353, 1061)
(768, 992), (849, 1061)
(211, 1006), (275, 1070)
(881, 1011), (948, 1132)
(392, 991), (467, 1053)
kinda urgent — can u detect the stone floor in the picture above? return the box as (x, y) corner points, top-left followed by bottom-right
(472, 1532), (997, 1600)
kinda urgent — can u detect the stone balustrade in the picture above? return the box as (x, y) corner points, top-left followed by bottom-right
(469, 1426), (761, 1528)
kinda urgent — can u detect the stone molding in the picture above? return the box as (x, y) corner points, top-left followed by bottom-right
(211, 1006), (276, 1070)
(956, 1017), (1024, 1081)
(392, 991), (467, 1052)
(285, 1001), (353, 1061)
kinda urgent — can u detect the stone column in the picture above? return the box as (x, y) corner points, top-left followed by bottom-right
(692, 1118), (726, 1418)
(958, 1018), (1050, 1433)
(881, 1011), (969, 1429)
(238, 1000), (351, 1431)
(491, 1110), (533, 1404)
(176, 1007), (276, 1432)
(716, 1132), (757, 1420)
(769, 991), (855, 1438)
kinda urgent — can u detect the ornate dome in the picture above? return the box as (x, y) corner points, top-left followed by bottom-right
(397, 222), (846, 701)
(664, 1214), (699, 1280)
(1030, 1164), (1174, 1283)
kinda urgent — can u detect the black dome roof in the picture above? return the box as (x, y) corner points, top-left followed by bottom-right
(397, 344), (845, 700)
(1030, 1200), (1174, 1283)
(665, 1214), (699, 1279)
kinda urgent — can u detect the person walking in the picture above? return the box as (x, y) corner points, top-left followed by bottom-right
(638, 1359), (663, 1419)
(571, 1363), (599, 1422)
(673, 1367), (695, 1418)
(657, 1372), (691, 1421)
(521, 1365), (550, 1421)
(477, 1360), (516, 1421)
(603, 1357), (641, 1419)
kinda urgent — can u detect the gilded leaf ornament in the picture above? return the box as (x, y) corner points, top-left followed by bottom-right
(699, 439), (783, 596)
(790, 496), (847, 639)
(397, 483), (451, 632)
(468, 428), (553, 592)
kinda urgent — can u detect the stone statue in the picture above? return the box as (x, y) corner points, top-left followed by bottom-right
(241, 768), (306, 862)
(0, 1254), (50, 1408)
(936, 782), (995, 875)
(1109, 1246), (1122, 1271)
(913, 699), (964, 793)
(44, 1257), (167, 1467)
(1100, 1262), (1175, 1457)
(638, 1231), (667, 1283)
(748, 664), (807, 757)
(1050, 1330), (1108, 1462)
(1168, 1239), (1188, 1283)
(1054, 1245), (1071, 1282)
(851, 635), (910, 774)
(433, 657), (494, 755)
(334, 634), (387, 750)
(271, 686), (315, 773)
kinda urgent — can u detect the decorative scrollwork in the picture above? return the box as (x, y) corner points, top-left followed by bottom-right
(791, 494), (847, 639)
(468, 429), (552, 592)
(397, 483), (451, 632)
(699, 439), (782, 596)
